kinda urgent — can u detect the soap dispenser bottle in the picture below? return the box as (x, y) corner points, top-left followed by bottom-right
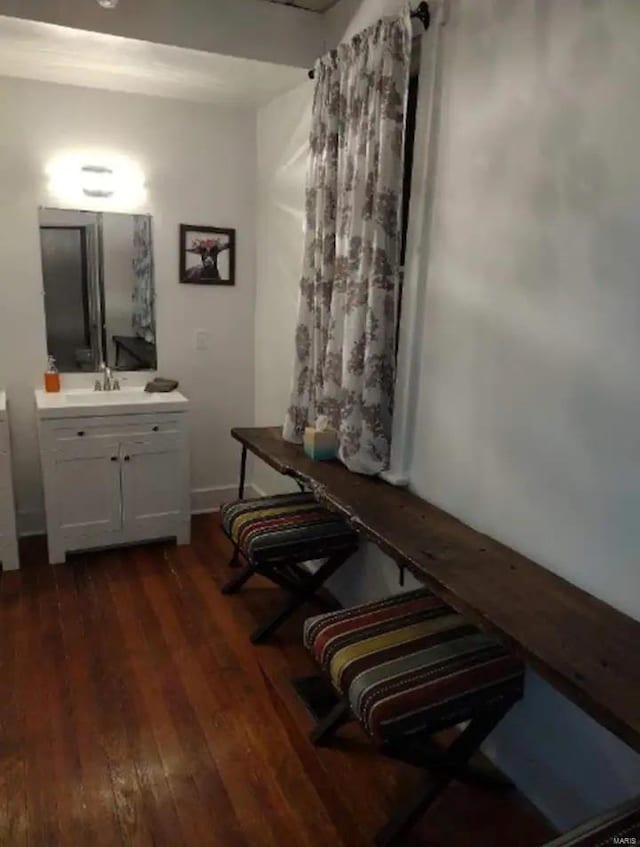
(44, 355), (61, 393)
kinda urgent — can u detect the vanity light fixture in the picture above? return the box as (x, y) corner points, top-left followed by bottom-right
(96, 0), (120, 8)
(81, 165), (114, 198)
(48, 152), (146, 206)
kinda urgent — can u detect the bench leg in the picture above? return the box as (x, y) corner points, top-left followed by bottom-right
(228, 545), (242, 569)
(393, 734), (514, 790)
(249, 591), (306, 644)
(375, 771), (449, 847)
(249, 548), (354, 644)
(310, 698), (352, 746)
(375, 702), (513, 847)
(222, 562), (258, 595)
(238, 444), (248, 499)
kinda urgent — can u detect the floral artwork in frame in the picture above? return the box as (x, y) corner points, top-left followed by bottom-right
(180, 224), (236, 286)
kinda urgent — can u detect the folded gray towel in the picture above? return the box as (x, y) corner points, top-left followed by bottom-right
(145, 377), (179, 393)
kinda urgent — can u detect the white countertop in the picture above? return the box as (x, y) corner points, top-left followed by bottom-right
(35, 387), (189, 419)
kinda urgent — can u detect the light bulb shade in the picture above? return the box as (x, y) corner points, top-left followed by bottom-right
(81, 165), (114, 197)
(97, 0), (120, 8)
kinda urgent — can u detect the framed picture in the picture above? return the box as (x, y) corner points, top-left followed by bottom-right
(180, 224), (236, 286)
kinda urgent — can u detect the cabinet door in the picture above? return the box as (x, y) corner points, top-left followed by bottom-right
(51, 439), (123, 541)
(120, 436), (186, 541)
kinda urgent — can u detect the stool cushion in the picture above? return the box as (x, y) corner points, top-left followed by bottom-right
(304, 588), (524, 742)
(544, 798), (640, 846)
(221, 493), (358, 565)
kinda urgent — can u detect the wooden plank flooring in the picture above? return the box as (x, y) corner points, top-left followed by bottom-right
(0, 515), (555, 846)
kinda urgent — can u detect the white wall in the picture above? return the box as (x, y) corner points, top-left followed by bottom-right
(0, 0), (323, 69)
(0, 75), (257, 532)
(409, 0), (640, 827)
(253, 0), (640, 831)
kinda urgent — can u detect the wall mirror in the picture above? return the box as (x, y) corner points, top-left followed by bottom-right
(38, 208), (157, 372)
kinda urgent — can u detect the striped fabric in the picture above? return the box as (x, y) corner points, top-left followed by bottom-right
(221, 493), (358, 565)
(305, 588), (524, 743)
(544, 797), (640, 846)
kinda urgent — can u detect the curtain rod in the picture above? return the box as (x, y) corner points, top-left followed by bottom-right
(307, 1), (431, 80)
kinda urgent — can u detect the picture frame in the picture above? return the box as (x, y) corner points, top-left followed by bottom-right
(179, 224), (236, 286)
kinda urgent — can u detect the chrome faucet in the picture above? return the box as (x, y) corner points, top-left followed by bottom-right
(94, 363), (120, 392)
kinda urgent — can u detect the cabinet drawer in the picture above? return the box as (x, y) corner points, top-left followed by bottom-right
(46, 415), (183, 447)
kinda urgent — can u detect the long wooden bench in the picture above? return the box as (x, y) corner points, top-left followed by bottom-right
(231, 426), (640, 758)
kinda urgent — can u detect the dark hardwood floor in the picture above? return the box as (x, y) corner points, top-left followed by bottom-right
(0, 515), (556, 846)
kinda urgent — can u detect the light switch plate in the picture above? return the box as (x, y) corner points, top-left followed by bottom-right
(195, 330), (210, 351)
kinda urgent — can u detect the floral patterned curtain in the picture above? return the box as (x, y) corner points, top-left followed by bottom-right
(283, 11), (412, 475)
(132, 215), (155, 344)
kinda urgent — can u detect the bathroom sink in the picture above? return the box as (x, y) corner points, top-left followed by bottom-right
(35, 386), (189, 419)
(64, 387), (149, 404)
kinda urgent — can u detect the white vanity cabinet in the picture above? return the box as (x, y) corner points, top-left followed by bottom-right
(0, 393), (19, 571)
(35, 389), (190, 564)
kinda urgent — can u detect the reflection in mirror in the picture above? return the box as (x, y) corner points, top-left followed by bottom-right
(38, 209), (157, 372)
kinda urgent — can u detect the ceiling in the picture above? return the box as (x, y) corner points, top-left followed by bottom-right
(0, 15), (305, 106)
(258, 0), (339, 11)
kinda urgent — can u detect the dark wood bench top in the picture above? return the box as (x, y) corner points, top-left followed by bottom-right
(232, 426), (640, 755)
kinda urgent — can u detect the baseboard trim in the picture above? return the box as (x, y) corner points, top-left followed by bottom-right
(190, 483), (260, 515)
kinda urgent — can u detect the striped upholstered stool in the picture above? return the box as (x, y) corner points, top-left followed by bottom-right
(304, 588), (525, 846)
(220, 492), (358, 644)
(544, 796), (640, 846)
